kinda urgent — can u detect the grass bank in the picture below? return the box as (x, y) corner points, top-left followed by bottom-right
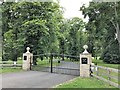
(0, 68), (23, 74)
(56, 77), (116, 88)
(92, 59), (119, 69)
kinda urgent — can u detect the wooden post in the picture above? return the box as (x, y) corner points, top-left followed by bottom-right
(108, 69), (111, 86)
(96, 65), (98, 76)
(108, 70), (111, 80)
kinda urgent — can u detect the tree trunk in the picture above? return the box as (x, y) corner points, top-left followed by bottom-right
(33, 56), (37, 65)
(33, 51), (37, 65)
(116, 23), (120, 53)
(113, 2), (120, 52)
(13, 29), (18, 61)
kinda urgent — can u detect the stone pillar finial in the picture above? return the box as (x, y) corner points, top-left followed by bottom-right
(80, 44), (92, 77)
(83, 45), (88, 54)
(26, 47), (30, 53)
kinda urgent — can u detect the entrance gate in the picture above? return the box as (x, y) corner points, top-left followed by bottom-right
(32, 53), (80, 76)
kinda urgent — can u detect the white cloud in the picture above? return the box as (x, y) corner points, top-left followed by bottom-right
(59, 0), (92, 22)
(0, 1), (2, 4)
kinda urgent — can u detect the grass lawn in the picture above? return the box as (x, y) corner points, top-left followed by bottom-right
(37, 59), (61, 66)
(0, 68), (23, 74)
(32, 58), (61, 71)
(56, 77), (116, 88)
(92, 59), (119, 69)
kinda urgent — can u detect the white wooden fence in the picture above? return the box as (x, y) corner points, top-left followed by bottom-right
(91, 65), (120, 88)
(0, 61), (22, 68)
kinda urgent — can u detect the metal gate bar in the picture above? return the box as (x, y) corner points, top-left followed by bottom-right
(32, 53), (80, 76)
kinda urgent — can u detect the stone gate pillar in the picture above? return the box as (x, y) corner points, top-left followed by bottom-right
(80, 45), (92, 77)
(22, 47), (33, 70)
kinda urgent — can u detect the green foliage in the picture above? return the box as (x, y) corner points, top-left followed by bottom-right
(2, 2), (63, 63)
(59, 17), (85, 58)
(101, 40), (120, 64)
(80, 2), (120, 63)
(2, 1), (86, 63)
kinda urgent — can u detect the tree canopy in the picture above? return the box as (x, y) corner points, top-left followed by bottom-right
(2, 2), (86, 63)
(80, 2), (120, 63)
(2, 1), (119, 64)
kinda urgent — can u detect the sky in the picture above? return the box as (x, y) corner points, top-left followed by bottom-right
(59, 0), (92, 22)
(0, 0), (92, 22)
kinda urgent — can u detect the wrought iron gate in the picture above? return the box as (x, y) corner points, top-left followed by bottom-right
(32, 53), (80, 76)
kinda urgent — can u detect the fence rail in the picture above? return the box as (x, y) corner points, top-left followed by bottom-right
(91, 74), (119, 88)
(91, 65), (119, 88)
(1, 64), (22, 67)
(0, 63), (22, 68)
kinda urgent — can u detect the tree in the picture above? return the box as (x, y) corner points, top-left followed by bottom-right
(63, 17), (85, 58)
(80, 2), (120, 63)
(2, 2), (63, 64)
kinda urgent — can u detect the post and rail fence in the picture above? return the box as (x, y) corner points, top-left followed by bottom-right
(91, 65), (120, 88)
(0, 61), (22, 68)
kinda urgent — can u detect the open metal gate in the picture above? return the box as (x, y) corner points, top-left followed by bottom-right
(32, 53), (80, 76)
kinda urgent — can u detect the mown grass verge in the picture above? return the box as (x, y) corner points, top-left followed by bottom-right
(32, 58), (61, 71)
(0, 68), (23, 74)
(55, 77), (116, 88)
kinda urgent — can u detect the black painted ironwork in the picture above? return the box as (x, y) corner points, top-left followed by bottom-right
(50, 53), (53, 73)
(32, 53), (80, 76)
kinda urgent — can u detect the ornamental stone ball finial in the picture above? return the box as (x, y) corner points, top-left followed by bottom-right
(83, 45), (89, 54)
(26, 47), (30, 53)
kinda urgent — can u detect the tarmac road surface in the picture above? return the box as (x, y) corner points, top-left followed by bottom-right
(2, 71), (76, 88)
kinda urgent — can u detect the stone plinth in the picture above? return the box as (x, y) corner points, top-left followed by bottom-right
(80, 45), (92, 77)
(22, 47), (33, 70)
(80, 64), (90, 77)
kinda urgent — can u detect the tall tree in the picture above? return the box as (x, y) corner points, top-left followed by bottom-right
(80, 2), (120, 63)
(64, 17), (85, 57)
(2, 2), (63, 63)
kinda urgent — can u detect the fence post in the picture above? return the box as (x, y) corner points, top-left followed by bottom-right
(108, 69), (111, 86)
(108, 70), (111, 80)
(13, 61), (17, 67)
(96, 66), (98, 76)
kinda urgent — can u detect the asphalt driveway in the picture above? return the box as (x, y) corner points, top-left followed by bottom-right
(2, 71), (76, 88)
